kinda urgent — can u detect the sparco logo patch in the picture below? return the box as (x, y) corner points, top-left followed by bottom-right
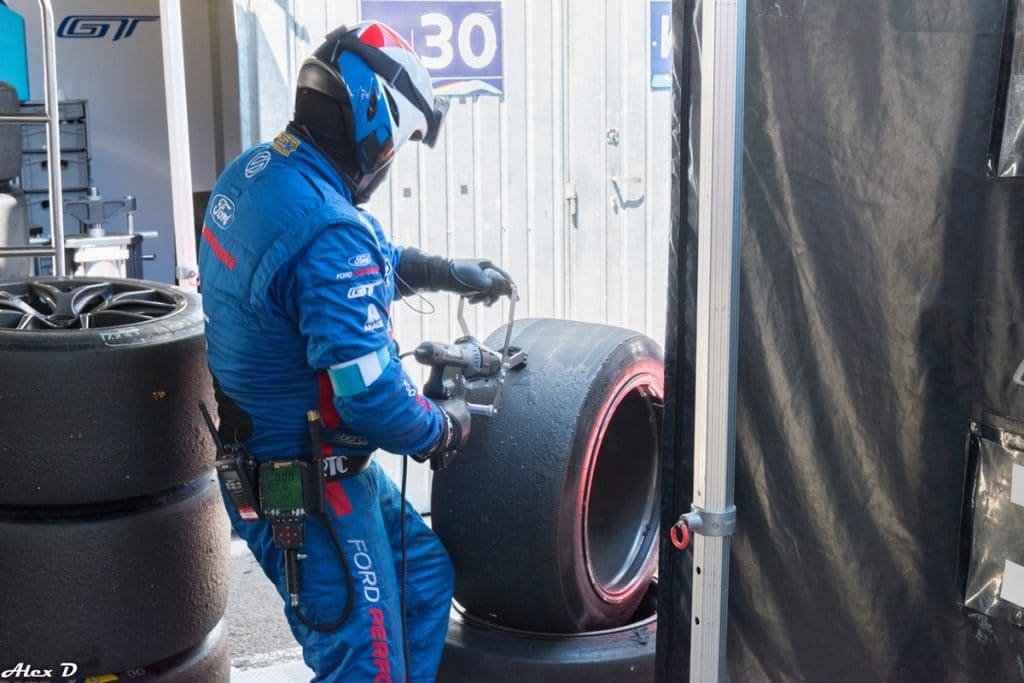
(244, 150), (271, 178)
(348, 253), (373, 268)
(210, 194), (235, 230)
(331, 432), (370, 447)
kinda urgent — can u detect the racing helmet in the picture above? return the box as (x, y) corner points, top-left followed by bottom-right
(295, 21), (448, 201)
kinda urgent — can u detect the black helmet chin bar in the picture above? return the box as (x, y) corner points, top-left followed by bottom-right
(298, 26), (448, 148)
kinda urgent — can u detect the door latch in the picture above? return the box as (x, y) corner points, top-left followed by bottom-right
(565, 182), (578, 227)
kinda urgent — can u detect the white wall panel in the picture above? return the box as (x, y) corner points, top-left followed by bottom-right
(13, 0), (167, 280)
(231, 0), (671, 510)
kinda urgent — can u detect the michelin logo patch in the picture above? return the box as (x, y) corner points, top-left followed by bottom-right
(244, 150), (271, 178)
(209, 194), (235, 230)
(348, 253), (373, 268)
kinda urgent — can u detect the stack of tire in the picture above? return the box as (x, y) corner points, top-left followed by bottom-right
(0, 278), (230, 681)
(432, 319), (663, 682)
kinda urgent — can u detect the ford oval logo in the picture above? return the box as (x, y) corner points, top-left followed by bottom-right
(348, 253), (373, 267)
(209, 194), (235, 230)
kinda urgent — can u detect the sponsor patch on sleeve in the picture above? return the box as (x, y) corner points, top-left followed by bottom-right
(209, 194), (235, 230)
(272, 131), (302, 157)
(347, 280), (384, 299)
(348, 252), (373, 267)
(244, 149), (272, 178)
(364, 304), (385, 332)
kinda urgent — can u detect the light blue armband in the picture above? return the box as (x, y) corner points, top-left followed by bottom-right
(327, 346), (391, 397)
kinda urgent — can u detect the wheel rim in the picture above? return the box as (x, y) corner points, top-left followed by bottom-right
(454, 579), (659, 636)
(0, 278), (180, 330)
(583, 372), (662, 603)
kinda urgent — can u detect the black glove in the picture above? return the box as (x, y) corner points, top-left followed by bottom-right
(411, 398), (471, 471)
(450, 259), (515, 306)
(396, 248), (515, 306)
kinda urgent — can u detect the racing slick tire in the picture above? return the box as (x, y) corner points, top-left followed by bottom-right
(0, 277), (214, 506)
(432, 318), (663, 632)
(437, 579), (658, 682)
(126, 620), (230, 682)
(0, 474), (230, 676)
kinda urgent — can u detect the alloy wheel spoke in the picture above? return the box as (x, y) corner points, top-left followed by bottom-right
(0, 279), (179, 330)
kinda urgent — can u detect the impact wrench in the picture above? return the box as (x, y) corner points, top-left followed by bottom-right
(412, 293), (528, 422)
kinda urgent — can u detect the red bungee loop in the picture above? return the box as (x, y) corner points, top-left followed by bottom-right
(670, 522), (691, 550)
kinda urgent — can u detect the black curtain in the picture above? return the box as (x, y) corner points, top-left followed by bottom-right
(659, 1), (1024, 679)
(657, 0), (697, 681)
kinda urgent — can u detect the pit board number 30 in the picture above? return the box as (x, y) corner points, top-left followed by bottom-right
(419, 12), (498, 70)
(361, 0), (504, 95)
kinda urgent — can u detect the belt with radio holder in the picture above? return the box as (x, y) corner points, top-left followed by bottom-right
(198, 402), (372, 519)
(199, 403), (359, 632)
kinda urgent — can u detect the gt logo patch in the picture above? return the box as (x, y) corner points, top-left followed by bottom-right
(209, 194), (235, 230)
(348, 280), (383, 299)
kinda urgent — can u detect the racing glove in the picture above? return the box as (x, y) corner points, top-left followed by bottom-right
(397, 247), (515, 306)
(411, 398), (471, 471)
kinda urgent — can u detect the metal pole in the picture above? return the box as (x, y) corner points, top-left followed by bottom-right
(38, 0), (66, 276)
(690, 0), (746, 680)
(158, 0), (198, 288)
(0, 114), (48, 124)
(0, 246), (57, 258)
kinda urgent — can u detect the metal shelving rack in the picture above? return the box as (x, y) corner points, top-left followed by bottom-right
(0, 0), (67, 276)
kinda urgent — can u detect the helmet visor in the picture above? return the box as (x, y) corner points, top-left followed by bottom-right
(420, 97), (449, 147)
(334, 32), (447, 147)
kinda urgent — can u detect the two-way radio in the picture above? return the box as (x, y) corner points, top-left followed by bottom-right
(199, 401), (260, 521)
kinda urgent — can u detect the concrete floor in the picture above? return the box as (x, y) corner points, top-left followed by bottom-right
(226, 537), (313, 681)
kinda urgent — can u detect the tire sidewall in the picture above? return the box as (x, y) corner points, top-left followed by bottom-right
(434, 319), (664, 632)
(0, 475), (230, 673)
(559, 336), (664, 630)
(0, 278), (212, 505)
(439, 581), (658, 682)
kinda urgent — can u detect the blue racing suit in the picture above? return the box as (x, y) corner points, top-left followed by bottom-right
(199, 129), (454, 682)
